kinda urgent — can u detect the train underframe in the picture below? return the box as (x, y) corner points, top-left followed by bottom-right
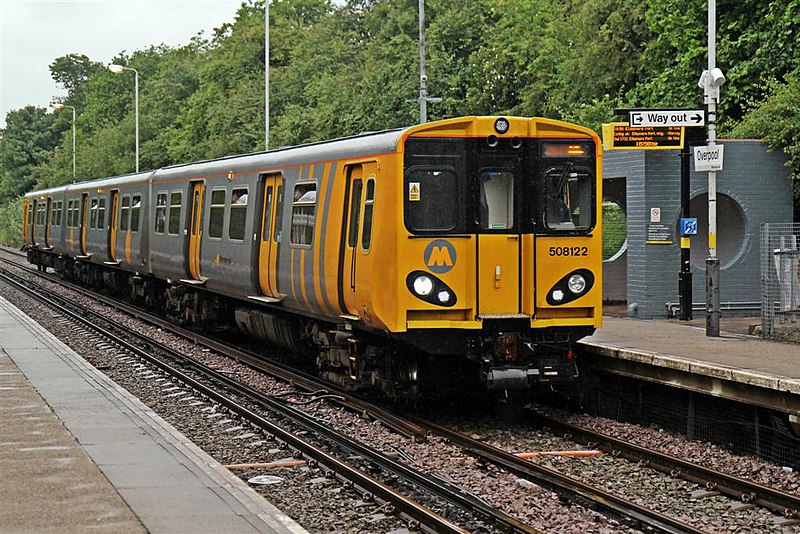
(27, 249), (589, 401)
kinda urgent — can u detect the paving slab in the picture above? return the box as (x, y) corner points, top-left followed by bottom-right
(1, 296), (306, 533)
(582, 317), (800, 399)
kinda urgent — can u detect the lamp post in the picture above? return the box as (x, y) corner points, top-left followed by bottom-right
(52, 104), (76, 180)
(265, 0), (269, 150)
(698, 0), (726, 337)
(108, 64), (139, 172)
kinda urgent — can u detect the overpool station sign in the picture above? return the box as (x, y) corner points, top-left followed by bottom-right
(602, 122), (684, 151)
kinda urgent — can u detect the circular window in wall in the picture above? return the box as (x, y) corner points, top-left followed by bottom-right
(688, 193), (747, 270)
(602, 199), (627, 261)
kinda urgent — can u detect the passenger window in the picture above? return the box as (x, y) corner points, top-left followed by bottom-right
(70, 200), (78, 228)
(362, 179), (375, 250)
(120, 196), (130, 231)
(273, 186), (284, 242)
(405, 168), (458, 232)
(154, 193), (167, 233)
(229, 188), (248, 241)
(479, 171), (514, 230)
(208, 189), (226, 239)
(168, 192), (182, 235)
(130, 195), (141, 232)
(97, 198), (106, 230)
(51, 203), (58, 227)
(290, 184), (316, 246)
(89, 199), (99, 229)
(348, 180), (362, 248)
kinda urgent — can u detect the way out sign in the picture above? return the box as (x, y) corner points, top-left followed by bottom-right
(694, 144), (724, 171)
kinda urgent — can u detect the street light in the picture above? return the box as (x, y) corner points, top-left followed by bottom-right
(52, 104), (76, 180)
(108, 64), (139, 172)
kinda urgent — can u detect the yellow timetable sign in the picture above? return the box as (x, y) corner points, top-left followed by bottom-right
(602, 122), (684, 150)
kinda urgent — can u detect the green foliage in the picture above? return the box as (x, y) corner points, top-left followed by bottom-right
(0, 0), (798, 222)
(0, 196), (22, 246)
(602, 200), (627, 260)
(731, 68), (800, 217)
(0, 106), (59, 202)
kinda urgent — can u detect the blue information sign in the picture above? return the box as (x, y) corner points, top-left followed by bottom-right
(680, 218), (698, 237)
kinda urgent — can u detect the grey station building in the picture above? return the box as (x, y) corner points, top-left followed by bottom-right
(602, 139), (792, 318)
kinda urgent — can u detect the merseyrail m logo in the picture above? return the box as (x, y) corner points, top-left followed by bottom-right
(424, 239), (457, 274)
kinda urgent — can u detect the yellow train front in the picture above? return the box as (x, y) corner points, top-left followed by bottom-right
(318, 116), (602, 397)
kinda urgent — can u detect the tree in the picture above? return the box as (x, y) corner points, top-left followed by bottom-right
(0, 106), (58, 202)
(731, 68), (800, 218)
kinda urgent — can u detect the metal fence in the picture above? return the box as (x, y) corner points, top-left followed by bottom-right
(760, 222), (800, 339)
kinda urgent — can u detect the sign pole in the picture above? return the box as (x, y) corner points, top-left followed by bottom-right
(705, 0), (721, 336)
(679, 142), (692, 320)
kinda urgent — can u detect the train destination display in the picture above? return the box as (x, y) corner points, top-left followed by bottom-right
(602, 122), (684, 151)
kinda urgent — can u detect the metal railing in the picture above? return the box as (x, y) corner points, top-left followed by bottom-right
(760, 222), (800, 338)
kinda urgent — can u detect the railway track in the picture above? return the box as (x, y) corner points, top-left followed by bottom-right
(3, 251), (797, 532)
(0, 263), (529, 533)
(524, 410), (800, 520)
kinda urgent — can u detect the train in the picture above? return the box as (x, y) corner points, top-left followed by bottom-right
(23, 116), (602, 399)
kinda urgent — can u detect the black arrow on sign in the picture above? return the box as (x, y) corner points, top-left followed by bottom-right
(691, 113), (703, 124)
(631, 113), (643, 126)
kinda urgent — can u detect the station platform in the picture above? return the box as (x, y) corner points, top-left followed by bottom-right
(579, 316), (800, 416)
(0, 296), (306, 534)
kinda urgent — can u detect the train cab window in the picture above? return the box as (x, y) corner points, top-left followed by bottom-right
(290, 184), (316, 246)
(404, 168), (458, 232)
(89, 198), (99, 229)
(539, 141), (595, 233)
(208, 189), (226, 239)
(120, 196), (130, 231)
(273, 186), (284, 242)
(154, 193), (167, 233)
(130, 195), (141, 232)
(543, 164), (593, 231)
(479, 171), (514, 230)
(361, 179), (376, 250)
(168, 192), (182, 235)
(28, 204), (34, 225)
(229, 188), (248, 241)
(97, 198), (106, 230)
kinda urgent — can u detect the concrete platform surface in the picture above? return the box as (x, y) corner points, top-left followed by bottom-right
(0, 296), (306, 534)
(582, 317), (800, 396)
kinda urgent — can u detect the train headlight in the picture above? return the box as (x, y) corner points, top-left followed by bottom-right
(546, 269), (595, 306)
(406, 271), (457, 307)
(567, 274), (586, 294)
(413, 275), (434, 296)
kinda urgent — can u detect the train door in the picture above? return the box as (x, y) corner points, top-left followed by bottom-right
(44, 198), (52, 248)
(28, 199), (39, 246)
(32, 199), (42, 246)
(476, 165), (523, 317)
(188, 182), (205, 280)
(339, 162), (378, 317)
(80, 193), (89, 255)
(22, 200), (31, 245)
(257, 173), (283, 297)
(109, 190), (119, 262)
